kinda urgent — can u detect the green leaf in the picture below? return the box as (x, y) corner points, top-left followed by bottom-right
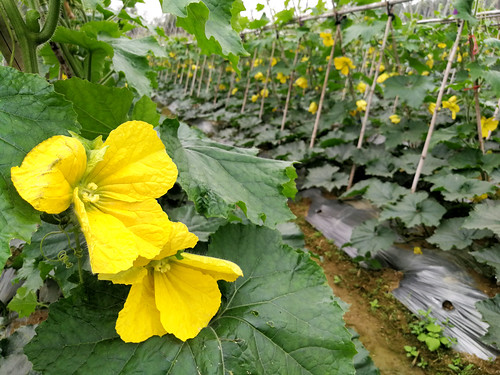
(425, 336), (441, 351)
(160, 119), (296, 228)
(302, 164), (340, 191)
(276, 221), (305, 250)
(275, 8), (295, 25)
(471, 245), (500, 282)
(484, 38), (500, 50)
(379, 192), (446, 228)
(349, 219), (396, 256)
(0, 67), (79, 270)
(425, 323), (442, 333)
(463, 201), (500, 237)
(425, 173), (496, 201)
(383, 75), (435, 108)
(476, 294), (500, 349)
(54, 78), (134, 139)
(427, 217), (493, 251)
(349, 328), (380, 375)
(7, 287), (38, 318)
(363, 180), (409, 208)
(256, 3), (264, 11)
(25, 224), (356, 374)
(454, 0), (477, 24)
(343, 21), (386, 45)
(161, 0), (247, 73)
(131, 95), (160, 126)
(167, 204), (226, 242)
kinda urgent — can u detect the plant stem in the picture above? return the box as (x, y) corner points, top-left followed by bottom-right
(73, 229), (84, 285)
(31, 0), (61, 44)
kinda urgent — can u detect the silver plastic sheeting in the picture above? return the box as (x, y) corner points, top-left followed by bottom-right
(302, 188), (500, 360)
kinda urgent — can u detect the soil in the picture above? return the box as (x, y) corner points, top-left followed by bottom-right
(289, 197), (500, 375)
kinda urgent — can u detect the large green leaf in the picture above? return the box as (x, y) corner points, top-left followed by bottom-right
(54, 78), (134, 139)
(463, 201), (500, 237)
(363, 180), (409, 208)
(476, 294), (500, 349)
(343, 21), (386, 45)
(161, 0), (247, 72)
(302, 164), (340, 191)
(383, 75), (435, 108)
(25, 224), (356, 374)
(454, 0), (477, 24)
(427, 217), (493, 251)
(349, 219), (396, 256)
(379, 192), (445, 228)
(131, 95), (161, 127)
(472, 245), (500, 282)
(425, 173), (496, 201)
(160, 119), (296, 228)
(166, 204), (226, 242)
(0, 67), (79, 270)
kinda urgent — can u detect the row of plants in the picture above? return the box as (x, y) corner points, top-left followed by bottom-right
(154, 0), (500, 358)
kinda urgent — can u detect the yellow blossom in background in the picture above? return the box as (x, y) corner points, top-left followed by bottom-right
(320, 32), (334, 47)
(325, 55), (331, 62)
(463, 52), (469, 58)
(481, 116), (499, 138)
(253, 58), (263, 67)
(235, 77), (240, 83)
(218, 84), (226, 91)
(295, 76), (308, 89)
(356, 81), (367, 94)
(251, 94), (259, 102)
(379, 64), (385, 72)
(276, 72), (288, 83)
(334, 56), (355, 75)
(426, 54), (434, 69)
(191, 65), (197, 70)
(260, 88), (269, 98)
(100, 222), (242, 342)
(245, 61), (249, 66)
(442, 96), (459, 119)
(356, 99), (367, 112)
(254, 71), (265, 81)
(413, 247), (422, 255)
(437, 43), (446, 49)
(308, 101), (318, 115)
(188, 72), (193, 78)
(428, 102), (437, 115)
(441, 51), (448, 60)
(457, 53), (462, 63)
(231, 88), (238, 95)
(301, 56), (309, 63)
(318, 67), (323, 72)
(368, 46), (375, 55)
(271, 57), (278, 67)
(422, 71), (430, 76)
(226, 66), (234, 73)
(61, 73), (68, 80)
(376, 72), (390, 83)
(389, 114), (401, 124)
(169, 52), (176, 58)
(272, 107), (277, 112)
(11, 122), (178, 274)
(208, 64), (214, 69)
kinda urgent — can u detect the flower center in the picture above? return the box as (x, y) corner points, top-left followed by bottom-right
(151, 259), (171, 273)
(81, 182), (100, 204)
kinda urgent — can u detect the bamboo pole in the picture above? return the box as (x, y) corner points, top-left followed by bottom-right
(213, 66), (223, 105)
(173, 62), (180, 84)
(196, 55), (207, 96)
(280, 39), (301, 131)
(411, 21), (465, 192)
(226, 70), (236, 104)
(309, 24), (342, 149)
(189, 55), (200, 96)
(347, 15), (393, 189)
(205, 56), (215, 93)
(365, 51), (377, 98)
(390, 22), (403, 112)
(259, 40), (276, 120)
(241, 48), (259, 113)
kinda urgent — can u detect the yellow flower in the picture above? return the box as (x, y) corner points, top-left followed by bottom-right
(457, 53), (462, 63)
(218, 84), (226, 90)
(379, 64), (385, 72)
(61, 73), (68, 80)
(169, 52), (176, 58)
(319, 32), (334, 47)
(428, 102), (437, 114)
(426, 54), (434, 69)
(442, 96), (459, 119)
(413, 247), (422, 255)
(235, 77), (240, 83)
(11, 122), (178, 274)
(294, 76), (308, 89)
(368, 46), (375, 55)
(260, 88), (269, 98)
(308, 101), (318, 115)
(225, 66), (234, 73)
(325, 55), (331, 62)
(334, 57), (355, 76)
(356, 100), (367, 112)
(437, 43), (446, 49)
(376, 72), (390, 83)
(350, 109), (358, 117)
(271, 57), (277, 67)
(276, 72), (288, 83)
(272, 107), (277, 112)
(191, 65), (197, 70)
(100, 222), (243, 342)
(356, 82), (367, 94)
(422, 71), (430, 76)
(301, 56), (309, 63)
(208, 64), (214, 69)
(318, 67), (323, 72)
(251, 94), (259, 102)
(481, 116), (499, 138)
(254, 72), (264, 81)
(231, 87), (238, 95)
(441, 52), (448, 61)
(253, 58), (263, 67)
(389, 114), (401, 124)
(188, 72), (193, 78)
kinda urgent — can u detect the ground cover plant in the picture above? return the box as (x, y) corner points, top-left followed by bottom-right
(1, 0), (500, 374)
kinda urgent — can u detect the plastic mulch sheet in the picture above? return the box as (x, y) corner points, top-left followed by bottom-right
(302, 188), (500, 360)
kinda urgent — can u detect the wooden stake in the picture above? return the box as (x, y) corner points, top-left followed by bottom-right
(213, 66), (223, 105)
(309, 24), (342, 149)
(226, 70), (236, 105)
(410, 21), (464, 192)
(205, 56), (215, 93)
(259, 40), (276, 120)
(189, 55), (200, 96)
(173, 62), (180, 84)
(241, 48), (259, 113)
(280, 39), (301, 131)
(197, 55), (207, 96)
(347, 15), (393, 189)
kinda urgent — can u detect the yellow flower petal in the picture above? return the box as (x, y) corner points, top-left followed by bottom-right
(85, 121), (177, 202)
(178, 252), (243, 282)
(11, 136), (86, 214)
(98, 266), (148, 285)
(152, 222), (198, 261)
(154, 265), (221, 341)
(116, 275), (168, 342)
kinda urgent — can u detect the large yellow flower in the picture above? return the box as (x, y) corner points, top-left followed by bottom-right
(481, 116), (499, 138)
(320, 32), (334, 47)
(99, 222), (243, 342)
(11, 121), (177, 274)
(442, 96), (460, 120)
(334, 57), (355, 76)
(294, 76), (308, 89)
(308, 101), (318, 115)
(356, 99), (367, 112)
